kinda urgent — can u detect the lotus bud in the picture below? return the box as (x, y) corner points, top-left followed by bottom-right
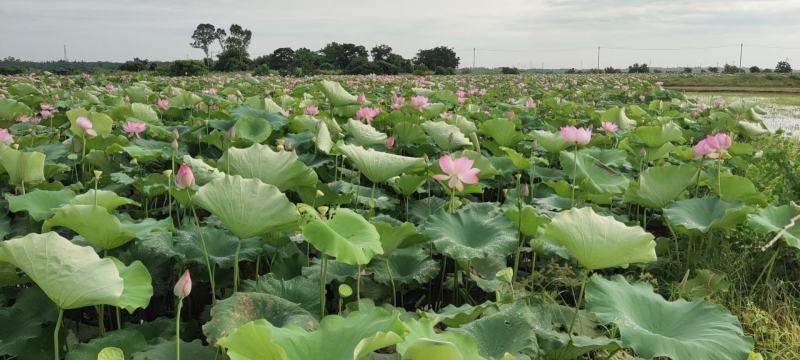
(176, 164), (195, 189)
(422, 153), (429, 162)
(171, 138), (179, 151)
(521, 183), (530, 197)
(173, 270), (192, 299)
(385, 136), (395, 149)
(163, 169), (173, 178)
(226, 126), (236, 141)
(172, 128), (180, 141)
(93, 170), (103, 179)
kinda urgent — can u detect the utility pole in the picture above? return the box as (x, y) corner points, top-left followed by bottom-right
(472, 48), (476, 69)
(63, 44), (68, 61)
(597, 46), (600, 72)
(739, 43), (743, 68)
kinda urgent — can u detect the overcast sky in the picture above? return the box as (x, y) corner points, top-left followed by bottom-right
(2, 0), (799, 69)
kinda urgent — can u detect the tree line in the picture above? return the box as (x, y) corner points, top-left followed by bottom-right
(189, 23), (460, 75)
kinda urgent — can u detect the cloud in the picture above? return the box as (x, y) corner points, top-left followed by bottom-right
(0, 0), (798, 68)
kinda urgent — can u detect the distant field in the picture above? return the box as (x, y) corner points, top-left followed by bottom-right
(662, 73), (800, 90)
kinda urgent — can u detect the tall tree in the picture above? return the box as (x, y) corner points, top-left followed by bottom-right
(320, 42), (368, 70)
(267, 47), (296, 73)
(293, 48), (322, 75)
(414, 46), (460, 70)
(190, 24), (218, 62)
(776, 59), (793, 73)
(370, 44), (393, 62)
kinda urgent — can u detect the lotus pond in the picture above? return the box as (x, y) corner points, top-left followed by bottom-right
(0, 73), (798, 359)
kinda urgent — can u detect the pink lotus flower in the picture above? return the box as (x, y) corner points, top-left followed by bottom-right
(693, 133), (732, 159)
(525, 99), (537, 108)
(40, 104), (57, 119)
(390, 95), (405, 110)
(385, 136), (395, 149)
(105, 84), (114, 91)
(157, 98), (169, 110)
(357, 92), (366, 104)
(601, 122), (618, 133)
(173, 270), (192, 299)
(202, 88), (218, 95)
(639, 95), (646, 102)
(432, 155), (480, 192)
(356, 107), (381, 123)
(122, 120), (147, 138)
(713, 97), (725, 108)
(176, 164), (195, 189)
(76, 116), (97, 137)
(304, 105), (320, 116)
(0, 128), (12, 143)
(410, 95), (429, 110)
(560, 126), (591, 145)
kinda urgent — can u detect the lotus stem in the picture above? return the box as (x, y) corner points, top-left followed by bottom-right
(386, 257), (396, 306)
(567, 271), (589, 344)
(717, 158), (723, 198)
(513, 174), (523, 282)
(189, 196), (216, 302)
(320, 254), (328, 318)
(97, 305), (105, 336)
(356, 264), (362, 303)
(53, 308), (63, 360)
(116, 306), (122, 330)
(175, 298), (183, 360)
(233, 240), (241, 293)
(693, 159), (703, 197)
(571, 145), (578, 207)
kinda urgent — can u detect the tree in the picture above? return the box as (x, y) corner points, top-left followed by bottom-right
(776, 59), (793, 73)
(215, 24), (253, 71)
(320, 42), (368, 70)
(683, 67), (693, 73)
(604, 66), (622, 74)
(707, 66), (719, 73)
(293, 47), (323, 75)
(723, 64), (744, 74)
(370, 45), (393, 62)
(414, 46), (459, 70)
(266, 47), (296, 74)
(749, 66), (761, 73)
(119, 58), (156, 72)
(223, 24), (252, 54)
(627, 63), (649, 73)
(190, 24), (218, 63)
(501, 67), (520, 74)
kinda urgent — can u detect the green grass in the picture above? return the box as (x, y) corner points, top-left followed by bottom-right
(662, 73), (800, 89)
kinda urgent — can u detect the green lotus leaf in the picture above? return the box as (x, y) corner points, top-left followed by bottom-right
(344, 119), (388, 146)
(203, 292), (317, 346)
(320, 80), (359, 106)
(130, 339), (215, 360)
(66, 328), (148, 360)
(500, 147), (532, 169)
(586, 274), (753, 360)
(0, 287), (57, 356)
(663, 197), (750, 233)
(0, 98), (33, 123)
(542, 207), (656, 270)
(233, 116), (273, 145)
(369, 246), (439, 286)
(66, 109), (114, 138)
(600, 106), (636, 130)
(532, 130), (567, 153)
(624, 164), (698, 208)
(5, 189), (76, 221)
(560, 150), (629, 195)
(424, 203), (517, 261)
(634, 121), (685, 147)
(70, 189), (139, 211)
(397, 317), (484, 360)
(110, 258), (152, 313)
(242, 274), (320, 315)
(748, 205), (800, 249)
(130, 103), (160, 124)
(709, 174), (766, 205)
(218, 143), (318, 192)
(479, 118), (522, 147)
(219, 306), (406, 360)
(456, 304), (539, 360)
(43, 204), (170, 250)
(302, 208), (382, 265)
(505, 205), (550, 237)
(193, 175), (299, 239)
(168, 92), (203, 109)
(680, 269), (730, 300)
(174, 226), (262, 268)
(402, 339), (463, 360)
(316, 121), (334, 154)
(182, 155), (225, 186)
(372, 219), (425, 255)
(423, 103), (448, 117)
(0, 145), (46, 186)
(0, 232), (123, 309)
(338, 143), (426, 183)
(388, 174), (427, 196)
(421, 121), (472, 151)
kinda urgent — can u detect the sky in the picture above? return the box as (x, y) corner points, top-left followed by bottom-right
(1, 0), (800, 69)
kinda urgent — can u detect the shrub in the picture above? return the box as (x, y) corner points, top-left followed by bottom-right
(749, 66), (761, 73)
(776, 60), (793, 73)
(170, 60), (208, 76)
(501, 67), (520, 74)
